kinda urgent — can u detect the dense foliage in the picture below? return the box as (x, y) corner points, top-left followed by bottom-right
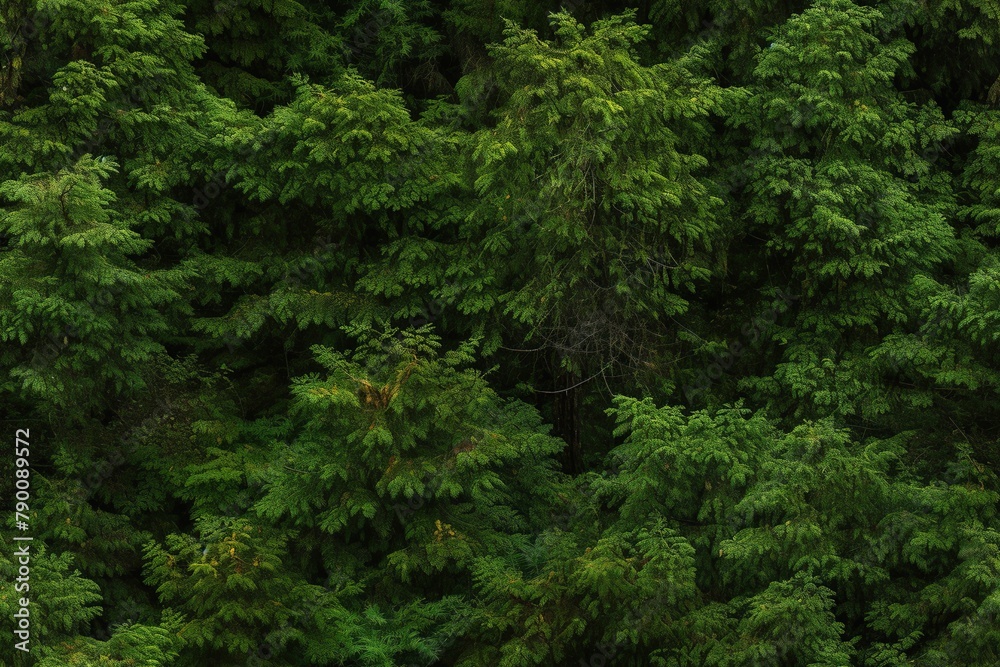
(2, 1), (999, 665)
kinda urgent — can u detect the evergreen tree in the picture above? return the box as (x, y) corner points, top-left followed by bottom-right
(725, 0), (957, 424)
(461, 10), (723, 470)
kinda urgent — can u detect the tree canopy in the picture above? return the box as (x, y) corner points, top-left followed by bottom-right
(2, 1), (999, 665)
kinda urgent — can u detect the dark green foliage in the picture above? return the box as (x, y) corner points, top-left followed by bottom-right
(3, 1), (1000, 665)
(726, 0), (958, 422)
(0, 156), (189, 417)
(465, 10), (722, 377)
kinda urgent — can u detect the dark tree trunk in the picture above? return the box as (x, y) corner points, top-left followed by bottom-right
(553, 370), (583, 475)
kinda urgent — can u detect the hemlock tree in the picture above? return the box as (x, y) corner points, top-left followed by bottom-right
(149, 327), (566, 665)
(463, 10), (723, 472)
(585, 397), (998, 666)
(726, 0), (958, 423)
(0, 156), (188, 418)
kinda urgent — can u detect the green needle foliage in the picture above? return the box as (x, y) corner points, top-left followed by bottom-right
(2, 1), (1000, 666)
(466, 10), (723, 376)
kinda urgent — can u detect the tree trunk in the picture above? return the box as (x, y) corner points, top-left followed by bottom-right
(553, 370), (583, 475)
(989, 72), (1000, 108)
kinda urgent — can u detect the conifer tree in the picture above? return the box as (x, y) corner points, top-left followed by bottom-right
(726, 0), (957, 423)
(462, 10), (723, 470)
